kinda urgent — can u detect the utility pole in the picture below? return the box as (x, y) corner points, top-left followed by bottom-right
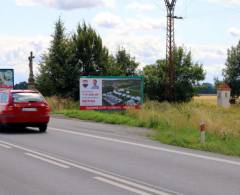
(28, 51), (35, 89)
(164, 0), (182, 102)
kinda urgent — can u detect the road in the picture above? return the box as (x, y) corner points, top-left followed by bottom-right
(0, 116), (240, 195)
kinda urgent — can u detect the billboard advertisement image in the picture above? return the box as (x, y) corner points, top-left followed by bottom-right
(0, 69), (14, 90)
(80, 76), (144, 110)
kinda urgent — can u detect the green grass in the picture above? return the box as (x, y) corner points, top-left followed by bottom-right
(49, 97), (240, 157)
(56, 110), (142, 126)
(151, 127), (240, 157)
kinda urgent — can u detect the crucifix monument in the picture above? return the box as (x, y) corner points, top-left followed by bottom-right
(28, 51), (35, 89)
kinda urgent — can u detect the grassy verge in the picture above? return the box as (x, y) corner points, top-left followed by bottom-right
(49, 97), (240, 157)
(56, 109), (142, 126)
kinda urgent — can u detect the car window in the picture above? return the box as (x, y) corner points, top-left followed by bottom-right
(12, 93), (44, 103)
(0, 92), (9, 103)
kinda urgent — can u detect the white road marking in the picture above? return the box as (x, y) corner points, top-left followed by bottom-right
(95, 176), (170, 195)
(0, 143), (11, 149)
(25, 153), (70, 169)
(0, 140), (176, 195)
(49, 127), (240, 167)
(95, 177), (152, 195)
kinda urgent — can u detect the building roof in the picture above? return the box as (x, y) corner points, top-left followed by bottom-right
(217, 83), (231, 91)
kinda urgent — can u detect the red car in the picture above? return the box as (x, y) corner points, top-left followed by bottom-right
(0, 90), (50, 132)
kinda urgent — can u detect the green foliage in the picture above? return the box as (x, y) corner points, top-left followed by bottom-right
(36, 19), (107, 99)
(144, 47), (205, 102)
(14, 81), (28, 89)
(102, 48), (139, 76)
(143, 60), (165, 101)
(36, 18), (72, 97)
(71, 22), (109, 76)
(223, 41), (240, 99)
(67, 22), (110, 98)
(115, 48), (139, 76)
(57, 110), (140, 126)
(36, 19), (139, 99)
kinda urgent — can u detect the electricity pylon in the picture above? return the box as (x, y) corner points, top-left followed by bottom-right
(164, 0), (182, 102)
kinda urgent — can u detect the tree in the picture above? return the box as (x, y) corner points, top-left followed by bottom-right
(104, 55), (122, 76)
(223, 41), (240, 99)
(65, 22), (110, 98)
(36, 19), (140, 99)
(100, 48), (139, 76)
(36, 20), (110, 99)
(144, 47), (205, 102)
(36, 18), (72, 98)
(14, 81), (28, 90)
(143, 60), (165, 101)
(115, 48), (139, 76)
(71, 22), (109, 76)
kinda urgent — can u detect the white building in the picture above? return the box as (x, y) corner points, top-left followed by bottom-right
(217, 83), (231, 108)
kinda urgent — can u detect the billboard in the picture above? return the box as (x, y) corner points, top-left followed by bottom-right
(0, 69), (14, 90)
(80, 76), (144, 110)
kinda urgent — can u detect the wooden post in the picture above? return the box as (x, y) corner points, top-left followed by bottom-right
(200, 122), (206, 144)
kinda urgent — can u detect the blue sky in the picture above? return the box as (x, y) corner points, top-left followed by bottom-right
(1, 0), (240, 83)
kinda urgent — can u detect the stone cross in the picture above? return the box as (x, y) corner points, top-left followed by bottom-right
(28, 51), (35, 89)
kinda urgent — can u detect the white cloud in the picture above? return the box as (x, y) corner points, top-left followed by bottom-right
(0, 35), (50, 82)
(189, 44), (227, 62)
(93, 11), (227, 77)
(103, 32), (228, 82)
(104, 31), (228, 82)
(94, 12), (166, 31)
(228, 27), (240, 37)
(208, 0), (240, 6)
(186, 44), (228, 82)
(93, 12), (166, 68)
(16, 0), (115, 10)
(93, 12), (122, 28)
(127, 17), (166, 31)
(126, 2), (157, 12)
(104, 34), (164, 68)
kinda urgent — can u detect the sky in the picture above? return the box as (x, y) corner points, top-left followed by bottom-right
(1, 0), (240, 84)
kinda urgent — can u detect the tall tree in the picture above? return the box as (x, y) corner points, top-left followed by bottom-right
(67, 22), (110, 98)
(36, 18), (72, 97)
(115, 48), (139, 76)
(223, 41), (240, 99)
(144, 47), (205, 102)
(71, 22), (109, 76)
(143, 60), (165, 101)
(36, 20), (110, 99)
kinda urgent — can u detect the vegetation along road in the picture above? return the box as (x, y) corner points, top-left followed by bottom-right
(0, 116), (239, 195)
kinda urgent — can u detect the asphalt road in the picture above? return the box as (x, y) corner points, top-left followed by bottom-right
(0, 116), (240, 195)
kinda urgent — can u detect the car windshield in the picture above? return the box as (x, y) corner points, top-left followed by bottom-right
(12, 93), (44, 103)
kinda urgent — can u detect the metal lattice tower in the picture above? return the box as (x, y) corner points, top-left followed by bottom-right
(164, 0), (178, 102)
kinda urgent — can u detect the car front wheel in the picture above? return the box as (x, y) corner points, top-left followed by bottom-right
(39, 123), (47, 133)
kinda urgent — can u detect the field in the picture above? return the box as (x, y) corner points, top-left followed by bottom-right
(48, 96), (240, 157)
(194, 95), (217, 105)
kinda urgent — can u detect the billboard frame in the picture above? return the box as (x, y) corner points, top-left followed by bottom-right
(80, 76), (144, 110)
(0, 69), (14, 90)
